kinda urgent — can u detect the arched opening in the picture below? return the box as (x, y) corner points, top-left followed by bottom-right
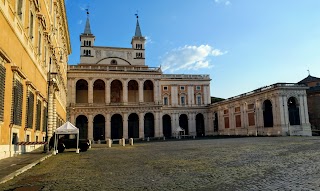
(128, 113), (139, 138)
(111, 80), (123, 103)
(196, 113), (205, 137)
(76, 79), (88, 103)
(143, 80), (154, 102)
(263, 100), (273, 127)
(162, 114), (172, 138)
(93, 80), (105, 103)
(93, 114), (105, 141)
(288, 97), (300, 125)
(144, 113), (154, 138)
(111, 114), (123, 139)
(76, 115), (88, 139)
(128, 80), (139, 103)
(214, 112), (219, 132)
(179, 114), (189, 135)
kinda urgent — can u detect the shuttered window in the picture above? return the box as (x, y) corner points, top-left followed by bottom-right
(0, 64), (5, 121)
(12, 80), (23, 126)
(42, 106), (47, 132)
(36, 100), (41, 131)
(26, 91), (34, 129)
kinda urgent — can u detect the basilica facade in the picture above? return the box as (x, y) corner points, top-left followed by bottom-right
(67, 16), (212, 142)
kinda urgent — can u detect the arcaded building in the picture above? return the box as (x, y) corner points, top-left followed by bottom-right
(0, 0), (71, 159)
(211, 83), (312, 136)
(67, 15), (212, 142)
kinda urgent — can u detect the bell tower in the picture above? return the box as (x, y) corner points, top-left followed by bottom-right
(80, 9), (95, 63)
(131, 14), (146, 65)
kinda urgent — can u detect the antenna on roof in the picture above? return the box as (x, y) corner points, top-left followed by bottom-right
(307, 69), (310, 76)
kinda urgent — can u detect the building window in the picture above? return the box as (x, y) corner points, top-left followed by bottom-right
(12, 79), (23, 126)
(196, 86), (201, 90)
(235, 107), (240, 113)
(224, 117), (229, 129)
(26, 135), (30, 142)
(26, 91), (34, 129)
(197, 95), (202, 105)
(17, 0), (24, 21)
(248, 104), (254, 110)
(38, 31), (42, 56)
(163, 86), (168, 91)
(180, 86), (185, 90)
(42, 105), (47, 133)
(110, 60), (117, 65)
(248, 113), (255, 126)
(163, 97), (168, 105)
(12, 133), (18, 144)
(136, 52), (143, 58)
(317, 82), (320, 86)
(235, 115), (241, 127)
(224, 109), (229, 115)
(136, 44), (142, 49)
(180, 96), (185, 105)
(83, 50), (91, 56)
(36, 100), (41, 131)
(29, 12), (34, 39)
(0, 62), (5, 122)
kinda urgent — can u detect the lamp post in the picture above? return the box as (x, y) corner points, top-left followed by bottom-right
(43, 47), (65, 153)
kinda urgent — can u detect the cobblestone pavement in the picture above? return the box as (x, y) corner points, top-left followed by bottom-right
(1, 137), (320, 191)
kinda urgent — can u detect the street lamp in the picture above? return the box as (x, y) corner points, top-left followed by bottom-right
(43, 47), (65, 153)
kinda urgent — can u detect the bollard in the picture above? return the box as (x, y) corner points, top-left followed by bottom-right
(89, 140), (92, 148)
(121, 138), (125, 146)
(97, 140), (101, 144)
(76, 149), (80, 154)
(147, 137), (150, 142)
(129, 138), (134, 146)
(163, 136), (166, 141)
(119, 139), (122, 145)
(193, 136), (196, 139)
(107, 139), (112, 148)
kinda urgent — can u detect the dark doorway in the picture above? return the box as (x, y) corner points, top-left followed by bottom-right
(263, 100), (273, 127)
(76, 115), (88, 139)
(179, 114), (189, 135)
(111, 114), (123, 139)
(128, 113), (139, 138)
(196, 113), (205, 137)
(288, 97), (300, 125)
(93, 114), (105, 141)
(214, 112), (219, 132)
(162, 114), (172, 138)
(144, 113), (154, 138)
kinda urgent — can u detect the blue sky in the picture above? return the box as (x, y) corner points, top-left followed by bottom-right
(65, 0), (320, 99)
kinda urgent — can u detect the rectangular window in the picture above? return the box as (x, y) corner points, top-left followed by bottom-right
(17, 0), (23, 21)
(196, 86), (201, 90)
(163, 86), (168, 91)
(181, 96), (185, 105)
(248, 104), (254, 110)
(235, 115), (241, 127)
(36, 136), (38, 142)
(12, 79), (23, 126)
(224, 117), (229, 129)
(164, 97), (168, 105)
(29, 12), (34, 39)
(26, 91), (34, 129)
(42, 106), (47, 132)
(12, 133), (18, 144)
(248, 113), (255, 126)
(38, 31), (42, 55)
(197, 95), (201, 105)
(26, 135), (30, 142)
(235, 107), (240, 113)
(36, 100), (41, 131)
(0, 63), (6, 121)
(180, 86), (185, 90)
(224, 109), (229, 115)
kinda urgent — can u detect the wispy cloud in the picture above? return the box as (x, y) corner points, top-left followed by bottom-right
(145, 36), (154, 47)
(160, 45), (227, 73)
(78, 20), (83, 25)
(215, 0), (231, 6)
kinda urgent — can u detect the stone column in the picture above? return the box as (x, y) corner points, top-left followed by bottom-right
(52, 94), (57, 132)
(187, 85), (193, 105)
(123, 80), (128, 105)
(159, 112), (163, 137)
(190, 86), (195, 106)
(106, 113), (111, 139)
(154, 112), (160, 137)
(154, 80), (159, 104)
(303, 94), (310, 124)
(188, 113), (195, 136)
(139, 113), (144, 138)
(299, 94), (306, 124)
(88, 79), (93, 104)
(139, 80), (144, 103)
(70, 114), (75, 125)
(47, 86), (54, 138)
(106, 79), (110, 104)
(207, 85), (211, 105)
(171, 85), (178, 107)
(70, 78), (75, 104)
(123, 113), (128, 139)
(203, 86), (208, 105)
(206, 112), (214, 135)
(88, 114), (93, 141)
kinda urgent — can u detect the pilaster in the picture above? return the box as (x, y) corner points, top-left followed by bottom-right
(139, 112), (144, 138)
(123, 113), (128, 139)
